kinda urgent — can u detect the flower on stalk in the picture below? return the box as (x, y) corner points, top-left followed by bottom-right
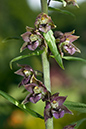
(15, 64), (41, 87)
(54, 30), (80, 57)
(20, 26), (44, 52)
(63, 0), (79, 8)
(22, 80), (51, 104)
(63, 123), (76, 129)
(44, 93), (72, 122)
(35, 13), (56, 33)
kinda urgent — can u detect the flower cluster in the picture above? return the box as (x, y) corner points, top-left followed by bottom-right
(20, 12), (80, 59)
(15, 64), (72, 122)
(15, 13), (81, 123)
(54, 30), (80, 57)
(20, 13), (56, 52)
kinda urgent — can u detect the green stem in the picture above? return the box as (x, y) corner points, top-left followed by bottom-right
(40, 0), (53, 129)
(40, 0), (48, 14)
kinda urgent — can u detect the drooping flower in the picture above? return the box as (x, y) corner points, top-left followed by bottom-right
(20, 26), (44, 52)
(63, 123), (76, 129)
(22, 80), (51, 104)
(63, 0), (79, 8)
(54, 30), (80, 57)
(35, 13), (56, 33)
(15, 64), (42, 87)
(44, 93), (72, 122)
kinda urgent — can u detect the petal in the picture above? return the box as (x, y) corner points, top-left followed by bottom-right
(50, 93), (59, 101)
(39, 24), (51, 33)
(36, 79), (46, 88)
(20, 42), (28, 52)
(27, 40), (39, 51)
(22, 93), (42, 104)
(64, 30), (75, 37)
(22, 93), (32, 104)
(17, 64), (34, 72)
(21, 31), (31, 42)
(60, 105), (73, 115)
(57, 96), (67, 106)
(30, 93), (42, 103)
(24, 83), (37, 93)
(52, 104), (72, 119)
(19, 76), (30, 87)
(68, 35), (79, 43)
(51, 96), (67, 107)
(52, 109), (65, 119)
(26, 26), (34, 32)
(15, 68), (24, 76)
(63, 45), (76, 55)
(63, 43), (80, 55)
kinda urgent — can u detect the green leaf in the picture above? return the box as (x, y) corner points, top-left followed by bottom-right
(74, 118), (86, 129)
(10, 49), (44, 69)
(0, 90), (44, 119)
(62, 56), (86, 63)
(64, 101), (86, 113)
(2, 37), (22, 43)
(43, 30), (64, 69)
(48, 7), (75, 17)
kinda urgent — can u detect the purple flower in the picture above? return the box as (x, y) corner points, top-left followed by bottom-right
(64, 0), (79, 8)
(54, 30), (80, 56)
(20, 26), (44, 52)
(22, 80), (51, 104)
(15, 64), (37, 87)
(35, 13), (56, 33)
(44, 93), (72, 122)
(63, 124), (76, 129)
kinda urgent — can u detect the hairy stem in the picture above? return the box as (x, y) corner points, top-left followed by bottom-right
(40, 0), (53, 129)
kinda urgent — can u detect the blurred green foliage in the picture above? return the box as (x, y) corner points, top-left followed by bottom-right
(0, 0), (86, 129)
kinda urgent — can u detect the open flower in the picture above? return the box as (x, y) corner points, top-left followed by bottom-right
(63, 124), (76, 129)
(35, 13), (56, 33)
(44, 93), (72, 122)
(22, 80), (51, 104)
(20, 26), (44, 52)
(54, 30), (80, 56)
(15, 64), (40, 87)
(63, 0), (79, 8)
